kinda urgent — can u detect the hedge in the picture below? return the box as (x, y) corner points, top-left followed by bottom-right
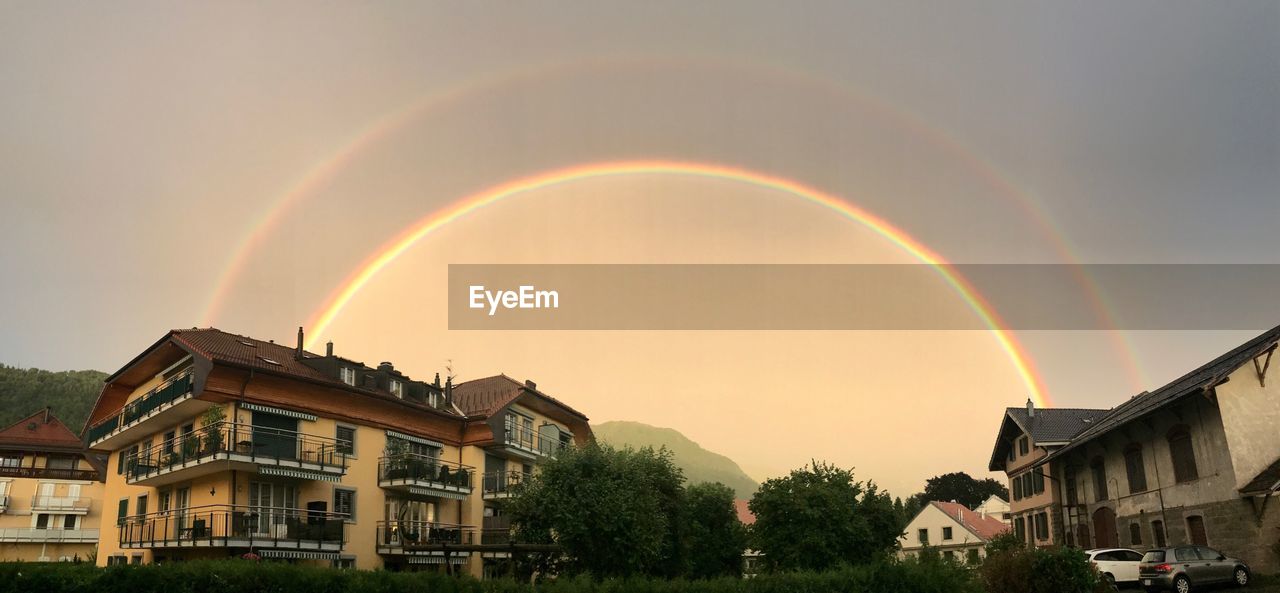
(0, 557), (980, 593)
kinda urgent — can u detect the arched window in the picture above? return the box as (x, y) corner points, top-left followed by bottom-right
(1124, 444), (1148, 493)
(1091, 456), (1109, 501)
(1167, 426), (1199, 483)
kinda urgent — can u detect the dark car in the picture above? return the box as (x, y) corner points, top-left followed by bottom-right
(1138, 546), (1250, 592)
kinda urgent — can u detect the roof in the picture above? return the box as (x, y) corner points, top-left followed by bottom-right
(1240, 457), (1280, 496)
(0, 408), (86, 450)
(1040, 323), (1280, 467)
(988, 406), (1108, 470)
(734, 499), (756, 526)
(166, 328), (460, 417)
(930, 501), (1010, 541)
(452, 374), (588, 421)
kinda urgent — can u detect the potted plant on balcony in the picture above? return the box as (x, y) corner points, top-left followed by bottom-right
(385, 439), (410, 481)
(200, 405), (226, 455)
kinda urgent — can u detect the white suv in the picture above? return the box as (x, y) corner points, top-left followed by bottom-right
(1088, 548), (1145, 588)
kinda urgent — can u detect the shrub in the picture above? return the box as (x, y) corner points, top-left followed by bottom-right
(979, 544), (1110, 593)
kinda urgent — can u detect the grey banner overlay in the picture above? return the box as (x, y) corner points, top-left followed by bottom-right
(448, 264), (1280, 330)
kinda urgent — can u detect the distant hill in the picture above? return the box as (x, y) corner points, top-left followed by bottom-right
(0, 364), (105, 432)
(593, 421), (758, 498)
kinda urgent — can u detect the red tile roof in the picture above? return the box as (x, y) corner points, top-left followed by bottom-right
(0, 409), (86, 450)
(452, 374), (588, 421)
(734, 499), (756, 525)
(931, 501), (1010, 541)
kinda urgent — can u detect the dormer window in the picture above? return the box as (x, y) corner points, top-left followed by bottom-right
(428, 391), (439, 407)
(340, 367), (356, 386)
(390, 380), (404, 398)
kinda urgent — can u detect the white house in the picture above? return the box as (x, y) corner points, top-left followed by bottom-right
(898, 501), (1011, 563)
(973, 495), (1011, 522)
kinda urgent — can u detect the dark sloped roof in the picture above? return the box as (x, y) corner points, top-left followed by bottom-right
(1008, 407), (1110, 443)
(989, 406), (1108, 470)
(168, 328), (461, 418)
(1039, 323), (1280, 467)
(1240, 457), (1280, 496)
(452, 374), (588, 421)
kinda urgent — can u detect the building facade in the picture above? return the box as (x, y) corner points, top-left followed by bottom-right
(897, 501), (1009, 563)
(0, 409), (106, 562)
(987, 403), (1107, 548)
(84, 328), (590, 577)
(1034, 324), (1280, 573)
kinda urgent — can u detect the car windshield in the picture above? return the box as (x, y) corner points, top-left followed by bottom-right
(1142, 550), (1166, 562)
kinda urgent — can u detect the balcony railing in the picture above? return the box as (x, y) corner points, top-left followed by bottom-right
(376, 520), (518, 550)
(378, 454), (473, 497)
(481, 470), (530, 498)
(31, 496), (92, 512)
(0, 495), (8, 512)
(126, 421), (347, 484)
(0, 466), (100, 481)
(119, 504), (345, 549)
(0, 528), (99, 543)
(87, 370), (195, 444)
(503, 424), (567, 457)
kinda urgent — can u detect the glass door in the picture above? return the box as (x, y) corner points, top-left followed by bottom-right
(251, 411), (299, 460)
(249, 482), (297, 537)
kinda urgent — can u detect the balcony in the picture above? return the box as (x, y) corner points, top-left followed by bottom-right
(0, 527), (99, 543)
(87, 370), (199, 449)
(119, 504), (345, 551)
(493, 425), (566, 460)
(377, 455), (472, 500)
(126, 422), (347, 486)
(0, 466), (101, 481)
(31, 495), (92, 514)
(376, 520), (545, 558)
(481, 470), (530, 500)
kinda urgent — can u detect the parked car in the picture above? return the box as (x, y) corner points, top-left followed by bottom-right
(1139, 546), (1250, 593)
(1088, 548), (1144, 587)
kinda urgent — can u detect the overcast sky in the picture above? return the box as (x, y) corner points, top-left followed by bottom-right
(1, 1), (1276, 495)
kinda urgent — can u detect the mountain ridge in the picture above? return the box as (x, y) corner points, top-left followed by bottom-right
(592, 420), (758, 498)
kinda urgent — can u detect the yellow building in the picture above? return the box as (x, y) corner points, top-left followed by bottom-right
(84, 328), (591, 576)
(0, 408), (106, 562)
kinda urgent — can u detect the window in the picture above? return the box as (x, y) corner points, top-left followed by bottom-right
(334, 488), (355, 521)
(1168, 426), (1199, 483)
(1012, 476), (1023, 500)
(108, 556), (127, 566)
(117, 498), (129, 526)
(389, 380), (403, 398)
(942, 526), (953, 540)
(1091, 457), (1108, 501)
(1124, 444), (1148, 493)
(1152, 520), (1166, 547)
(1034, 512), (1049, 540)
(136, 494), (148, 516)
(967, 548), (980, 564)
(1065, 466), (1079, 506)
(335, 426), (355, 456)
(1014, 517), (1025, 541)
(428, 391), (440, 407)
(340, 367), (356, 386)
(943, 550), (955, 560)
(163, 430), (176, 453)
(1129, 522), (1142, 546)
(1019, 436), (1029, 456)
(1032, 470), (1045, 494)
(1186, 515), (1207, 545)
(36, 514), (50, 529)
(0, 454), (21, 468)
(918, 528), (929, 544)
(46, 455), (75, 469)
(117, 451), (126, 475)
(63, 514), (76, 529)
(333, 558), (355, 569)
(158, 490), (171, 513)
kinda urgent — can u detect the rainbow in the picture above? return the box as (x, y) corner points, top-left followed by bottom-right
(300, 159), (1053, 406)
(197, 56), (1146, 392)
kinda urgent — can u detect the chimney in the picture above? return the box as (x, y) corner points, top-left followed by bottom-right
(444, 377), (453, 405)
(378, 361), (394, 373)
(1026, 398), (1035, 418)
(525, 379), (537, 390)
(326, 341), (334, 357)
(434, 372), (441, 387)
(295, 326), (304, 360)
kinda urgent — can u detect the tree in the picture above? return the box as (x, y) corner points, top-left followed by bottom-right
(683, 482), (747, 579)
(912, 472), (1009, 510)
(748, 462), (902, 572)
(505, 442), (685, 578)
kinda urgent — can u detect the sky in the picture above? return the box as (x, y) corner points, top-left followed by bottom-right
(1, 1), (1277, 497)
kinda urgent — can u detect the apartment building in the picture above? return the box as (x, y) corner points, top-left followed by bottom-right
(0, 408), (106, 562)
(898, 501), (1009, 563)
(987, 403), (1107, 547)
(84, 327), (590, 577)
(1033, 324), (1280, 573)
